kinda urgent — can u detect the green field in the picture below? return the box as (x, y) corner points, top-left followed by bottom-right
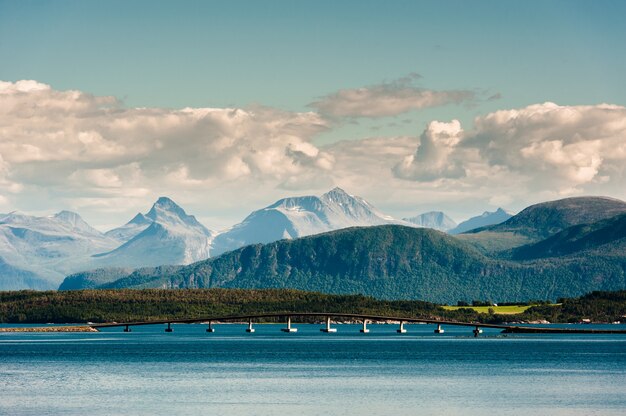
(442, 305), (535, 314)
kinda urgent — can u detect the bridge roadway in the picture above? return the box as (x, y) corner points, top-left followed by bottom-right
(89, 312), (626, 335)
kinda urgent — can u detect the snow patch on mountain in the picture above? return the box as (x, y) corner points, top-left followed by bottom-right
(0, 211), (119, 288)
(403, 211), (457, 232)
(210, 187), (410, 256)
(94, 197), (214, 268)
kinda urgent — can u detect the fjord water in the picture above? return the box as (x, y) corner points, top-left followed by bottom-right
(1, 324), (625, 415)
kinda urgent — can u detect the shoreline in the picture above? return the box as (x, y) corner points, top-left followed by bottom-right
(0, 326), (98, 332)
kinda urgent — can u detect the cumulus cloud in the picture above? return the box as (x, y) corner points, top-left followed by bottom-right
(0, 80), (339, 226)
(2, 80), (626, 230)
(469, 102), (626, 190)
(0, 80), (331, 195)
(393, 120), (466, 181)
(309, 75), (474, 118)
(393, 102), (626, 197)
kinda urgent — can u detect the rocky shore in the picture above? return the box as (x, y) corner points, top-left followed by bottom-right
(0, 326), (98, 332)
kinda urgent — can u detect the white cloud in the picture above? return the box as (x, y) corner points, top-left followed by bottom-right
(391, 102), (626, 203)
(309, 75), (474, 118)
(2, 80), (626, 230)
(393, 120), (466, 181)
(0, 80), (331, 190)
(0, 80), (336, 228)
(468, 102), (626, 190)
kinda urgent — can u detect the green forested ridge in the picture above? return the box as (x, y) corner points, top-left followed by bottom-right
(1, 289), (625, 324)
(61, 225), (626, 304)
(57, 197), (626, 304)
(476, 196), (626, 240)
(511, 213), (626, 260)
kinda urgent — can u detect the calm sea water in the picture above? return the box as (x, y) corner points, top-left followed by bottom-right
(1, 323), (625, 416)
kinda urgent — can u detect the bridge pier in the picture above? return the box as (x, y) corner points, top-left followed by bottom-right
(165, 322), (173, 332)
(320, 316), (337, 333)
(206, 321), (215, 333)
(246, 318), (255, 333)
(473, 326), (483, 337)
(434, 324), (444, 334)
(360, 319), (370, 333)
(397, 321), (407, 333)
(281, 316), (298, 332)
(123, 324), (131, 332)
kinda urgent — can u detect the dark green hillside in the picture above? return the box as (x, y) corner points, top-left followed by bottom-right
(62, 225), (626, 304)
(512, 213), (626, 260)
(479, 196), (626, 240)
(60, 267), (135, 290)
(460, 196), (626, 254)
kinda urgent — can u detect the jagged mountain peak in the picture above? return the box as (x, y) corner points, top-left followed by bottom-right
(209, 187), (403, 256)
(128, 213), (151, 225)
(144, 197), (211, 235)
(147, 196), (187, 219)
(322, 186), (351, 200)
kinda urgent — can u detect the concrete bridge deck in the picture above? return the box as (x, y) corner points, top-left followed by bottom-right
(90, 312), (626, 335)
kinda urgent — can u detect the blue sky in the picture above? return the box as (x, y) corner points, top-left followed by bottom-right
(1, 1), (626, 229)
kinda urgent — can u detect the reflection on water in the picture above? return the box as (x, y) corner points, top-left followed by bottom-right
(1, 324), (625, 416)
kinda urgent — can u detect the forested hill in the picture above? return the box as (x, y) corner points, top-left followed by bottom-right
(61, 225), (626, 304)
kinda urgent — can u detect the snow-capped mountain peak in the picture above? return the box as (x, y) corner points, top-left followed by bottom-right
(145, 196), (210, 235)
(403, 211), (457, 232)
(94, 197), (214, 269)
(210, 187), (406, 256)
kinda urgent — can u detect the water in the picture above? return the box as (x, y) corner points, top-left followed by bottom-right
(1, 323), (626, 415)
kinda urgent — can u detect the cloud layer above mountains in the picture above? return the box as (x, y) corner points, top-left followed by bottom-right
(1, 79), (626, 228)
(309, 74), (474, 118)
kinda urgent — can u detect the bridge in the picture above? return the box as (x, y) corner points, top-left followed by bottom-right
(90, 312), (626, 337)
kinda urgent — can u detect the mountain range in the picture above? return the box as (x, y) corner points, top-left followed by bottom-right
(210, 187), (408, 256)
(59, 196), (626, 303)
(0, 187), (511, 290)
(9, 188), (619, 302)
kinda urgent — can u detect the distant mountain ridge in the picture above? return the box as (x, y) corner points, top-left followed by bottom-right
(61, 224), (626, 303)
(5, 192), (626, 300)
(0, 210), (119, 288)
(449, 208), (513, 234)
(511, 212), (626, 260)
(481, 197), (626, 239)
(403, 211), (457, 232)
(210, 187), (410, 256)
(93, 197), (214, 268)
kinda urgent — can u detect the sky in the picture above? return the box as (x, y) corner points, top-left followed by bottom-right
(1, 0), (626, 230)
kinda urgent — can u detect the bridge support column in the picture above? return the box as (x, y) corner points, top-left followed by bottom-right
(321, 316), (337, 333)
(281, 316), (298, 332)
(123, 325), (131, 332)
(434, 324), (444, 334)
(246, 318), (255, 333)
(360, 319), (370, 333)
(206, 321), (215, 333)
(397, 321), (407, 333)
(473, 326), (483, 337)
(165, 322), (173, 332)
